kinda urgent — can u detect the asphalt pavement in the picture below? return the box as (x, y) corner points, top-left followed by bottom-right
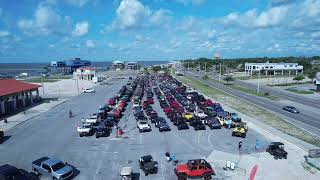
(0, 73), (268, 180)
(184, 71), (320, 137)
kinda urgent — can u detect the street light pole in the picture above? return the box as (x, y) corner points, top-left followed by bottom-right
(257, 70), (261, 93)
(219, 62), (221, 82)
(41, 76), (45, 95)
(205, 62), (207, 75)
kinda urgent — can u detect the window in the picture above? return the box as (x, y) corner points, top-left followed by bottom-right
(42, 164), (51, 172)
(253, 66), (256, 70)
(192, 166), (197, 170)
(270, 67), (273, 69)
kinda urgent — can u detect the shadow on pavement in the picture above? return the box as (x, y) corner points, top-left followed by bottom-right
(132, 172), (140, 180)
(0, 135), (11, 144)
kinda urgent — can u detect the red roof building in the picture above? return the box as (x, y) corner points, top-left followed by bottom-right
(0, 79), (41, 97)
(0, 79), (41, 116)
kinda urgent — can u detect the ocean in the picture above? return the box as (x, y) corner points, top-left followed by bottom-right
(0, 61), (168, 78)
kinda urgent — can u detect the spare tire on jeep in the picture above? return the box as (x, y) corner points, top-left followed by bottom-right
(177, 173), (187, 180)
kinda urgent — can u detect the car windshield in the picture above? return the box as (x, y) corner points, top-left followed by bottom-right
(140, 121), (147, 124)
(51, 162), (66, 171)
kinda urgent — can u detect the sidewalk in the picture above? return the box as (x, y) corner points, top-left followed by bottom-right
(0, 99), (67, 132)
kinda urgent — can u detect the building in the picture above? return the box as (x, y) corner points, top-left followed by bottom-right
(111, 61), (125, 70)
(244, 62), (303, 76)
(51, 58), (91, 74)
(0, 79), (41, 116)
(125, 62), (138, 70)
(73, 67), (96, 81)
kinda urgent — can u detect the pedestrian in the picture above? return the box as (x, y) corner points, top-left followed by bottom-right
(238, 141), (242, 150)
(23, 110), (26, 115)
(4, 118), (8, 123)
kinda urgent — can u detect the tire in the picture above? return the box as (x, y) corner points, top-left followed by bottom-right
(177, 173), (187, 180)
(242, 134), (246, 138)
(96, 135), (99, 139)
(274, 156), (278, 160)
(284, 156), (287, 159)
(203, 173), (212, 180)
(33, 169), (39, 176)
(79, 134), (83, 137)
(145, 172), (148, 176)
(232, 132), (235, 136)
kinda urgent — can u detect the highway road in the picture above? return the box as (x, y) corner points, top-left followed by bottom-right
(185, 71), (320, 137)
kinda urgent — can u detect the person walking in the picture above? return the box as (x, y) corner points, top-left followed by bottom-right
(238, 141), (242, 150)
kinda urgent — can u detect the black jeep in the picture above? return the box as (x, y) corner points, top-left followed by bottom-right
(266, 142), (288, 159)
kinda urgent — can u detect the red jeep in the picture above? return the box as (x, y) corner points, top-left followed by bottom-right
(108, 98), (116, 106)
(147, 97), (154, 104)
(174, 159), (215, 180)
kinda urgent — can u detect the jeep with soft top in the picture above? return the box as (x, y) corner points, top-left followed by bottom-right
(174, 159), (215, 180)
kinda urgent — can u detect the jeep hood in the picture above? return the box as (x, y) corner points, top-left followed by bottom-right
(176, 164), (189, 173)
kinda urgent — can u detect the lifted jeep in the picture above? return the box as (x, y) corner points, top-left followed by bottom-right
(174, 159), (215, 180)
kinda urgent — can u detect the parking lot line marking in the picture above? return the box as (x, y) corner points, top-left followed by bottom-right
(208, 132), (214, 148)
(94, 159), (102, 180)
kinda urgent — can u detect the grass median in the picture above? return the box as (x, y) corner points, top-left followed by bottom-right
(24, 75), (72, 83)
(286, 88), (315, 94)
(176, 75), (320, 147)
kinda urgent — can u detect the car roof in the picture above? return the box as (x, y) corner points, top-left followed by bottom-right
(43, 158), (61, 166)
(270, 142), (284, 146)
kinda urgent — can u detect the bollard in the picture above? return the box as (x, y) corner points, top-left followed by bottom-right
(4, 119), (8, 123)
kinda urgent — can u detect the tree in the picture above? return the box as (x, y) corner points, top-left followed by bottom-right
(293, 75), (305, 83)
(224, 76), (234, 85)
(151, 65), (161, 73)
(202, 74), (209, 80)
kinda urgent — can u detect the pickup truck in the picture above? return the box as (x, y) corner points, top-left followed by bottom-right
(85, 113), (99, 124)
(32, 157), (73, 180)
(77, 122), (94, 137)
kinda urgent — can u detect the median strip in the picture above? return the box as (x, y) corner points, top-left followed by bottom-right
(176, 75), (320, 147)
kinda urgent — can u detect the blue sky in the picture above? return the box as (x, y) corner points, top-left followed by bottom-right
(0, 0), (319, 62)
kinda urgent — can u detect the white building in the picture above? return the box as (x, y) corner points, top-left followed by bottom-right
(73, 67), (96, 80)
(125, 62), (138, 70)
(111, 61), (125, 70)
(245, 62), (303, 76)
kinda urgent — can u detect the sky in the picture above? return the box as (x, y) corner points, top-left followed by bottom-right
(0, 0), (319, 62)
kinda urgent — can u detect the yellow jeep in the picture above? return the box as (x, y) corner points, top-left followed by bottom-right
(183, 112), (193, 121)
(232, 122), (248, 138)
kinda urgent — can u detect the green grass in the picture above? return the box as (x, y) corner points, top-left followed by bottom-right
(239, 74), (297, 80)
(286, 88), (315, 94)
(25, 78), (60, 83)
(24, 75), (72, 83)
(268, 81), (312, 87)
(175, 76), (226, 97)
(177, 75), (320, 147)
(227, 84), (279, 100)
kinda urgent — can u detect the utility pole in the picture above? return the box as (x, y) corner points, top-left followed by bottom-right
(41, 76), (45, 95)
(188, 61), (189, 71)
(219, 62), (221, 82)
(257, 70), (261, 94)
(205, 62), (207, 75)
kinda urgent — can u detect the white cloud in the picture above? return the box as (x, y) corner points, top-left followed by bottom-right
(65, 0), (89, 7)
(86, 40), (95, 48)
(303, 0), (320, 17)
(105, 0), (171, 31)
(150, 9), (172, 26)
(175, 0), (205, 6)
(17, 4), (76, 36)
(222, 6), (288, 28)
(0, 31), (10, 37)
(72, 21), (89, 36)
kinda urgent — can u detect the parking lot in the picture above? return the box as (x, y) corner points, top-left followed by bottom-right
(0, 73), (316, 180)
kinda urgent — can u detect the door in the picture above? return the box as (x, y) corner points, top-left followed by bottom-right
(41, 164), (52, 176)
